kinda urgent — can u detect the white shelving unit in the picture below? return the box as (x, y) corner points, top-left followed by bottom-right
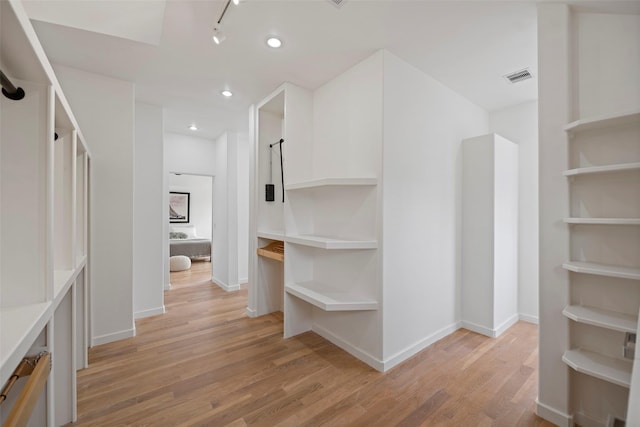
(250, 82), (381, 364)
(560, 106), (640, 422)
(564, 162), (640, 177)
(564, 217), (640, 225)
(285, 235), (377, 250)
(285, 282), (378, 311)
(0, 1), (91, 425)
(563, 349), (633, 388)
(563, 305), (638, 334)
(285, 177), (377, 191)
(562, 261), (640, 281)
(563, 110), (640, 133)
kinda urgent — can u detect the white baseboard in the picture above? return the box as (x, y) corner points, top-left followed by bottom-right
(164, 282), (172, 291)
(519, 313), (539, 324)
(238, 277), (248, 284)
(536, 399), (574, 427)
(312, 324), (384, 372)
(383, 321), (462, 371)
(574, 411), (608, 427)
(461, 320), (496, 337)
(92, 327), (136, 347)
(211, 276), (240, 292)
(245, 306), (257, 318)
(134, 306), (165, 320)
(494, 314), (520, 337)
(461, 314), (519, 338)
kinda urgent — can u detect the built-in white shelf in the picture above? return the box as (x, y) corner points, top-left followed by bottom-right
(563, 305), (638, 333)
(564, 110), (640, 133)
(564, 217), (640, 225)
(257, 230), (285, 241)
(563, 162), (640, 177)
(76, 254), (87, 269)
(285, 281), (378, 311)
(563, 349), (632, 388)
(0, 302), (52, 386)
(563, 261), (640, 281)
(285, 178), (377, 191)
(285, 234), (377, 250)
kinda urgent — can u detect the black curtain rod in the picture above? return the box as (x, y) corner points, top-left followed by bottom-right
(0, 69), (25, 101)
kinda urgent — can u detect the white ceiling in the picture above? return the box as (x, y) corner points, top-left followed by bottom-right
(24, 0), (540, 141)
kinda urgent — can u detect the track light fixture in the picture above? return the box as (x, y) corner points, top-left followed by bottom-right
(212, 0), (241, 45)
(212, 26), (226, 45)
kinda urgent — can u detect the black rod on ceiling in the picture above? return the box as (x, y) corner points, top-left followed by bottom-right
(1, 69), (25, 101)
(217, 0), (232, 24)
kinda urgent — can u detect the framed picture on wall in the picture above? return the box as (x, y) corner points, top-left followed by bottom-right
(169, 192), (190, 223)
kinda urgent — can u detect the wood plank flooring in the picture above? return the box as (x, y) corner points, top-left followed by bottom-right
(71, 260), (552, 426)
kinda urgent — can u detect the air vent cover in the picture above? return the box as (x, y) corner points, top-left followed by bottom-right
(327, 0), (347, 7)
(504, 68), (533, 84)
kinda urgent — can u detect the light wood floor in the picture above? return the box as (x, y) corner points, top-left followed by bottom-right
(71, 261), (552, 426)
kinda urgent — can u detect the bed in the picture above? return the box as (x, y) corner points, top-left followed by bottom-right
(170, 226), (211, 259)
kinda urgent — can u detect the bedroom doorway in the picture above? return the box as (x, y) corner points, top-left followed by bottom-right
(168, 172), (214, 280)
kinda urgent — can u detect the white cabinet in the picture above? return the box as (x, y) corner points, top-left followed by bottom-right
(562, 109), (640, 422)
(0, 0), (91, 425)
(461, 133), (519, 337)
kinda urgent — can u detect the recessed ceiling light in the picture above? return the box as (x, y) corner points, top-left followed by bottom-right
(232, 0), (245, 5)
(221, 90), (233, 97)
(266, 36), (282, 49)
(189, 124), (198, 131)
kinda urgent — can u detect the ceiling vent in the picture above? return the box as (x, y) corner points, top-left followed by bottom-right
(327, 0), (347, 8)
(503, 68), (533, 84)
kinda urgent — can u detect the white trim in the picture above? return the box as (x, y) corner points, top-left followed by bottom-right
(461, 315), (519, 338)
(92, 327), (136, 346)
(461, 320), (496, 337)
(164, 282), (172, 291)
(494, 314), (520, 337)
(383, 321), (462, 371)
(134, 306), (165, 320)
(519, 313), (539, 324)
(312, 324), (384, 372)
(212, 276), (240, 292)
(238, 277), (248, 284)
(535, 399), (574, 427)
(574, 411), (607, 427)
(245, 307), (257, 318)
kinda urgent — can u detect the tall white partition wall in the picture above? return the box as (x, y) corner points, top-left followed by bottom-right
(250, 51), (490, 371)
(1, 0), (91, 424)
(462, 134), (519, 338)
(538, 4), (640, 426)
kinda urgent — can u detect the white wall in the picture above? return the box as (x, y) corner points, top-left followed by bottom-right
(490, 100), (539, 322)
(165, 133), (216, 176)
(133, 102), (164, 319)
(55, 65), (135, 345)
(577, 13), (640, 118)
(211, 133), (229, 288)
(382, 51), (489, 363)
(169, 174), (212, 240)
(492, 135), (519, 332)
(237, 132), (249, 283)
